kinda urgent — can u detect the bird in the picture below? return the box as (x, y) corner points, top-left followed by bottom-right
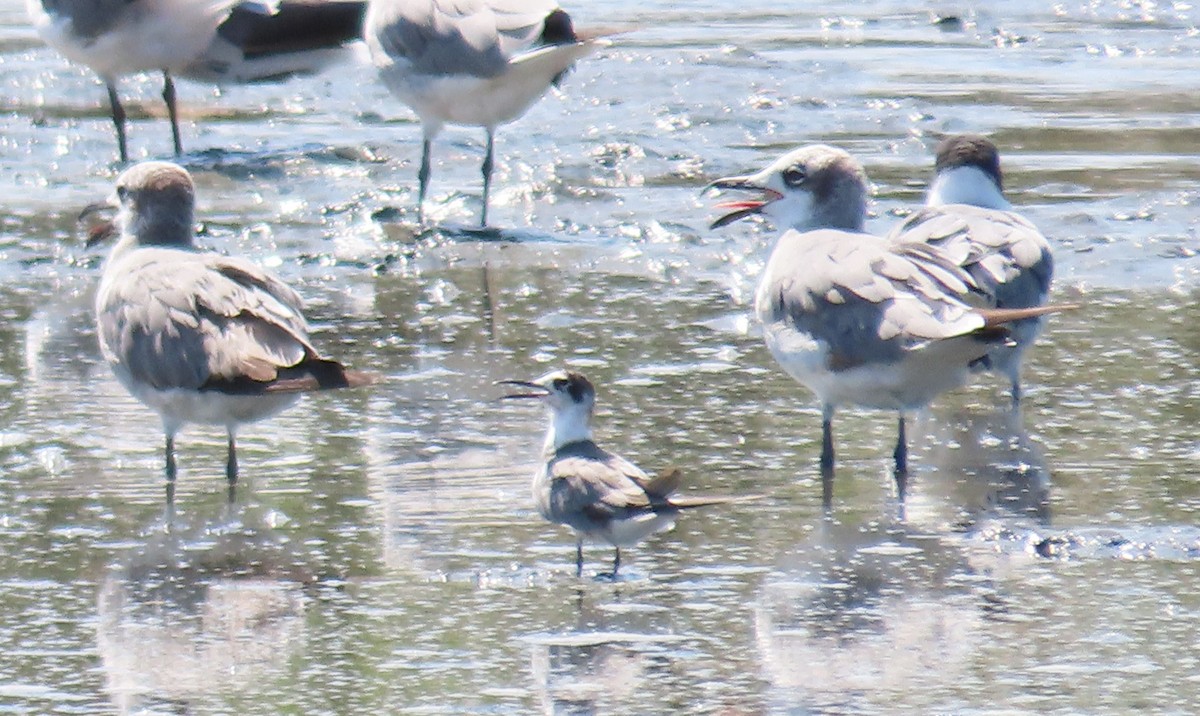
(181, 0), (368, 83)
(706, 144), (1070, 501)
(363, 0), (606, 227)
(886, 134), (1054, 404)
(84, 160), (373, 499)
(498, 370), (750, 577)
(27, 0), (366, 162)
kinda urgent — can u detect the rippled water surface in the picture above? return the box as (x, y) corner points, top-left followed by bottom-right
(2, 0), (1200, 713)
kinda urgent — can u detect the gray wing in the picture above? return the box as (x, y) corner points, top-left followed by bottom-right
(97, 247), (317, 392)
(887, 204), (1053, 310)
(544, 442), (662, 530)
(756, 230), (986, 370)
(366, 0), (559, 77)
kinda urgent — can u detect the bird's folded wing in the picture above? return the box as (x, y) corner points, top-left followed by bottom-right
(547, 451), (656, 523)
(888, 205), (1053, 300)
(367, 0), (555, 77)
(757, 230), (987, 369)
(97, 250), (317, 391)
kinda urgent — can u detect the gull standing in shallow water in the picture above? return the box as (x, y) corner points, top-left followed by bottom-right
(86, 161), (373, 500)
(707, 145), (1070, 502)
(887, 135), (1054, 405)
(363, 0), (606, 226)
(28, 0), (365, 161)
(499, 370), (752, 577)
(26, 0), (275, 161)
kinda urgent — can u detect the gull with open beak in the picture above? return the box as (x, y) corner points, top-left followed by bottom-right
(706, 144), (1072, 502)
(499, 369), (752, 577)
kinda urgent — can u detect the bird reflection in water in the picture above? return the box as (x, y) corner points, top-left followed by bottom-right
(96, 506), (314, 714)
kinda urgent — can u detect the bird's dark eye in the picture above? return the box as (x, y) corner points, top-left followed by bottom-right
(552, 378), (568, 389)
(116, 186), (129, 201)
(781, 166), (806, 187)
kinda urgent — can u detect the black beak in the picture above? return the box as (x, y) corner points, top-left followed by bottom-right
(495, 380), (549, 400)
(704, 175), (780, 230)
(79, 199), (118, 249)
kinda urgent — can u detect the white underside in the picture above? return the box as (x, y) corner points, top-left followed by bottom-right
(29, 0), (234, 78)
(762, 320), (986, 412)
(375, 41), (601, 132)
(120, 374), (301, 437)
(585, 511), (677, 549)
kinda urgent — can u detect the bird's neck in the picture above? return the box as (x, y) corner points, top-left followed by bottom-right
(543, 405), (594, 455)
(927, 166), (1011, 210)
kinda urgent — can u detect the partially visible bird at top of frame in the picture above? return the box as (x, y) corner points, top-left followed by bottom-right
(27, 0), (367, 162)
(84, 160), (374, 503)
(363, 0), (610, 227)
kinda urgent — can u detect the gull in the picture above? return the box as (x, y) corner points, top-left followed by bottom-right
(182, 0), (368, 83)
(707, 144), (1069, 499)
(28, 0), (364, 161)
(498, 370), (751, 577)
(363, 0), (606, 226)
(886, 134), (1054, 404)
(84, 160), (372, 498)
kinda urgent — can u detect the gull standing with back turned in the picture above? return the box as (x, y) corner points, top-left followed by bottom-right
(85, 161), (373, 501)
(887, 134), (1054, 405)
(363, 0), (606, 226)
(499, 370), (753, 577)
(707, 144), (1071, 502)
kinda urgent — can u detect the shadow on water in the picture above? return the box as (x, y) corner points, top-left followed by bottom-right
(96, 505), (316, 715)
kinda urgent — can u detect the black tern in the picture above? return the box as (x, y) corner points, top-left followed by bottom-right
(499, 370), (752, 576)
(707, 144), (1071, 500)
(363, 0), (607, 226)
(86, 161), (373, 497)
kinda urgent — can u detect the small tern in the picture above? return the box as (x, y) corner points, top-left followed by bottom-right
(363, 0), (606, 226)
(707, 144), (1071, 499)
(499, 370), (751, 577)
(887, 134), (1054, 404)
(85, 160), (373, 498)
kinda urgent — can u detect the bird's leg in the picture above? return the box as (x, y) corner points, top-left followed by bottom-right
(226, 431), (238, 488)
(575, 539), (584, 578)
(165, 435), (177, 482)
(106, 82), (128, 163)
(417, 136), (431, 225)
(480, 129), (495, 227)
(1010, 379), (1022, 408)
(820, 404), (835, 510)
(893, 414), (909, 502)
(162, 71), (182, 156)
(612, 547), (621, 577)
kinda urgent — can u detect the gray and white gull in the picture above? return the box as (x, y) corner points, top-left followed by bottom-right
(364, 0), (606, 226)
(499, 370), (751, 576)
(28, 0), (366, 161)
(707, 144), (1068, 497)
(887, 134), (1054, 404)
(86, 160), (372, 496)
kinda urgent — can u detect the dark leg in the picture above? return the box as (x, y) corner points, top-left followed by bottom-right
(417, 136), (431, 225)
(894, 414), (909, 502)
(162, 71), (182, 156)
(226, 432), (238, 487)
(820, 405), (834, 510)
(575, 539), (583, 577)
(1010, 379), (1022, 408)
(612, 547), (621, 577)
(106, 82), (128, 163)
(165, 435), (177, 482)
(480, 129), (495, 227)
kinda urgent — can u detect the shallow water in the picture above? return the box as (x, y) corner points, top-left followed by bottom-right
(1, 0), (1200, 713)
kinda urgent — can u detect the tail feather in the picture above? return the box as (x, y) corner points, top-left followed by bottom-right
(980, 303), (1079, 328)
(664, 494), (766, 510)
